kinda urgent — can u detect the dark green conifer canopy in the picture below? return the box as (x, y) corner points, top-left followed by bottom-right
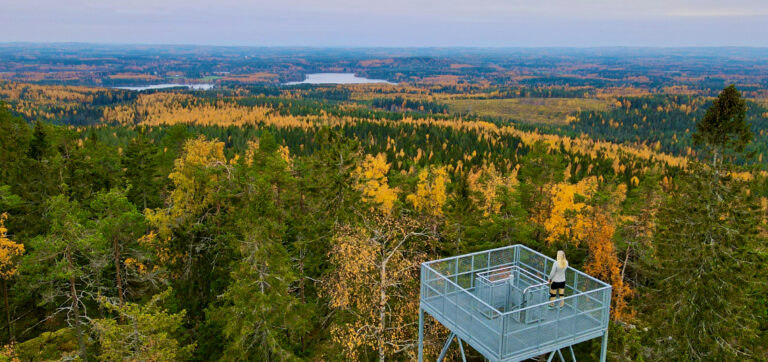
(693, 85), (752, 153)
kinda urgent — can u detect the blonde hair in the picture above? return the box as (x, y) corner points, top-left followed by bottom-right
(557, 250), (567, 269)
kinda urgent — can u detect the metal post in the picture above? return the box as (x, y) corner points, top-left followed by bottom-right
(442, 273), (448, 316)
(418, 306), (424, 362)
(458, 337), (467, 362)
(499, 314), (508, 359)
(600, 329), (608, 362)
(514, 245), (520, 266)
(568, 345), (576, 361)
(573, 274), (579, 311)
(470, 255), (475, 289)
(555, 302), (561, 341)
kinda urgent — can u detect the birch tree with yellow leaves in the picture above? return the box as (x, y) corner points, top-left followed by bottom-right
(354, 153), (398, 215)
(543, 176), (598, 246)
(324, 214), (434, 361)
(407, 166), (449, 218)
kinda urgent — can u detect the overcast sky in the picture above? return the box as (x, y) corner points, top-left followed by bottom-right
(2, 0), (767, 47)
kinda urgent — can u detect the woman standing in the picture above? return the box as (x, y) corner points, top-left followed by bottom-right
(547, 250), (568, 308)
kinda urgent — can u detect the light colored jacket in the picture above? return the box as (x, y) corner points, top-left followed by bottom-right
(549, 262), (568, 283)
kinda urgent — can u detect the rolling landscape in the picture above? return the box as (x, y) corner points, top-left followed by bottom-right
(1, 1), (768, 361)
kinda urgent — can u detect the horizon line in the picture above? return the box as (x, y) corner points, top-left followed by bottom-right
(2, 41), (768, 50)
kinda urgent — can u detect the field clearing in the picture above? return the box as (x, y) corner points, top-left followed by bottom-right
(446, 97), (612, 125)
(220, 72), (279, 83)
(200, 75), (223, 81)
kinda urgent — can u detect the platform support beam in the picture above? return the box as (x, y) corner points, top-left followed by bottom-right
(547, 349), (568, 362)
(437, 332), (454, 361)
(418, 306), (424, 362)
(546, 346), (576, 362)
(600, 329), (608, 362)
(436, 332), (467, 362)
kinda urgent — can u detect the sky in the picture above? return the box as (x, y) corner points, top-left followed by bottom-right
(2, 0), (767, 47)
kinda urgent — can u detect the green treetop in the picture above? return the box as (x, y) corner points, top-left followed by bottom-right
(693, 85), (752, 164)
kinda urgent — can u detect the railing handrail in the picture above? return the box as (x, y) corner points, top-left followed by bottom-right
(507, 285), (612, 316)
(422, 245), (516, 267)
(522, 281), (549, 295)
(516, 244), (611, 288)
(422, 264), (503, 315)
(423, 262), (612, 317)
(475, 265), (545, 285)
(422, 244), (612, 290)
(515, 266), (547, 283)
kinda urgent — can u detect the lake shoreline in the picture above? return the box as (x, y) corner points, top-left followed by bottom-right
(284, 73), (395, 85)
(113, 83), (215, 91)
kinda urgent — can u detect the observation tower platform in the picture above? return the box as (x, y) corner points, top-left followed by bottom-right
(418, 245), (611, 362)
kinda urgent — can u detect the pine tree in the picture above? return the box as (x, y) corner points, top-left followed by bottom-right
(27, 195), (108, 361)
(90, 188), (146, 307)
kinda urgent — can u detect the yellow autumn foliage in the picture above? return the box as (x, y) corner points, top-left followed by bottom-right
(468, 163), (519, 218)
(544, 177), (598, 245)
(323, 217), (427, 360)
(144, 136), (228, 265)
(0, 213), (24, 280)
(353, 153), (399, 215)
(406, 166), (449, 217)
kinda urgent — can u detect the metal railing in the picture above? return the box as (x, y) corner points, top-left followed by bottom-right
(420, 245), (612, 361)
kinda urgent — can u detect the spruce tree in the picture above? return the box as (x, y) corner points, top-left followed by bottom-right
(122, 129), (161, 210)
(692, 85), (751, 165)
(649, 86), (764, 359)
(28, 120), (49, 162)
(213, 131), (309, 359)
(650, 163), (765, 359)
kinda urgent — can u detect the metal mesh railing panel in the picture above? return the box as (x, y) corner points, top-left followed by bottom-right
(421, 245), (611, 361)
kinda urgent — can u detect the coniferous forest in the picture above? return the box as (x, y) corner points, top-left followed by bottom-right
(0, 46), (767, 361)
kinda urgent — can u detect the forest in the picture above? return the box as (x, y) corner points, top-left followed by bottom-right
(0, 46), (767, 361)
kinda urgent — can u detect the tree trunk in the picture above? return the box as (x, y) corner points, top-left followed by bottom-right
(378, 261), (387, 362)
(298, 247), (306, 353)
(2, 279), (12, 341)
(114, 237), (125, 314)
(67, 250), (87, 361)
(275, 185), (282, 224)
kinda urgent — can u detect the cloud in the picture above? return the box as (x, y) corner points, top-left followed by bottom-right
(1, 0), (767, 46)
(666, 8), (768, 17)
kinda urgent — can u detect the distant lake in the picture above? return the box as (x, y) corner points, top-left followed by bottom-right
(113, 84), (214, 91)
(284, 73), (394, 85)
